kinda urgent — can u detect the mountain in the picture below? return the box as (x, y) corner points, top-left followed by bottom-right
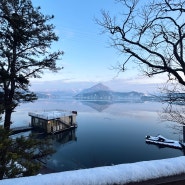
(75, 83), (112, 100)
(80, 83), (110, 94)
(75, 83), (144, 101)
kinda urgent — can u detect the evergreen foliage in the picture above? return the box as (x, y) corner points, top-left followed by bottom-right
(0, 0), (63, 130)
(0, 128), (54, 179)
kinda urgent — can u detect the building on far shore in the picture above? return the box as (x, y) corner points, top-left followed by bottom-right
(28, 110), (77, 134)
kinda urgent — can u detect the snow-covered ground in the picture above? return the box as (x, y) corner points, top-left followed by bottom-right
(1, 156), (185, 185)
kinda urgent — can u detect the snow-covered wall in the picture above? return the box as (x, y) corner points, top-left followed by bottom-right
(1, 156), (185, 185)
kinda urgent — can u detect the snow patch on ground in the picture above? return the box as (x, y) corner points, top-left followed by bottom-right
(1, 156), (185, 185)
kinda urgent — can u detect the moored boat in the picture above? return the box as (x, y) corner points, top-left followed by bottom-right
(145, 135), (183, 149)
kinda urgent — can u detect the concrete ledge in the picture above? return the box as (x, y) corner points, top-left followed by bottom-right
(126, 173), (185, 185)
(1, 156), (185, 185)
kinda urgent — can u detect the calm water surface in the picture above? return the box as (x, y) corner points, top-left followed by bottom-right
(10, 99), (184, 172)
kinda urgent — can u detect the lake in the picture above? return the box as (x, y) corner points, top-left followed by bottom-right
(9, 99), (184, 172)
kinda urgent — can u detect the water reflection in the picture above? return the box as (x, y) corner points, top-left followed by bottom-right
(45, 129), (81, 172)
(50, 129), (77, 145)
(43, 129), (78, 172)
(80, 100), (143, 112)
(4, 100), (185, 172)
(80, 101), (112, 112)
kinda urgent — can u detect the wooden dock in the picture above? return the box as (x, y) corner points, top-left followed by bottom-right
(51, 124), (78, 134)
(29, 110), (78, 134)
(11, 126), (33, 135)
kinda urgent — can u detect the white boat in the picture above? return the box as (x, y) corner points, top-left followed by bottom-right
(145, 135), (183, 149)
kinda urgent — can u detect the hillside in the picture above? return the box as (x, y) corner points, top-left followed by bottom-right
(80, 83), (110, 94)
(75, 83), (144, 101)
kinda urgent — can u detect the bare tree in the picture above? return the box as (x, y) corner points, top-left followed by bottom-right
(97, 0), (185, 85)
(159, 81), (185, 128)
(97, 0), (185, 127)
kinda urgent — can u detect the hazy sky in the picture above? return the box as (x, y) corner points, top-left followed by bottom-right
(30, 0), (166, 92)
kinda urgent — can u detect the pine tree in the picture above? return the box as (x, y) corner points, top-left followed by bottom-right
(0, 0), (61, 178)
(0, 0), (63, 130)
(0, 128), (54, 179)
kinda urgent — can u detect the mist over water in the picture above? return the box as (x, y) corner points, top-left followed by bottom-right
(8, 99), (184, 172)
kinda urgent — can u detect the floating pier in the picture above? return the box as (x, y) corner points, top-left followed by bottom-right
(28, 110), (77, 134)
(11, 126), (33, 135)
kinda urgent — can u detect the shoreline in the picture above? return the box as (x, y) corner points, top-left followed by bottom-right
(39, 165), (56, 175)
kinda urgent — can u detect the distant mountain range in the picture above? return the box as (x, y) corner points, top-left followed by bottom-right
(34, 83), (163, 102)
(14, 82), (185, 104)
(36, 91), (76, 99)
(74, 83), (145, 101)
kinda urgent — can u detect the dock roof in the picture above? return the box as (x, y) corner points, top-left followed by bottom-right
(28, 111), (73, 120)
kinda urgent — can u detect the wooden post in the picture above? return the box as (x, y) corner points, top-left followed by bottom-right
(183, 126), (185, 143)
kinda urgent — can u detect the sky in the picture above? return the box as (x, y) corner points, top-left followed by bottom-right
(30, 0), (166, 93)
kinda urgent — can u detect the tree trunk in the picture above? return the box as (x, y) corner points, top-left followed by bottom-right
(0, 167), (6, 180)
(4, 109), (12, 131)
(0, 155), (6, 180)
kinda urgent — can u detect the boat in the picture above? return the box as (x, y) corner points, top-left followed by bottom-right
(145, 134), (183, 149)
